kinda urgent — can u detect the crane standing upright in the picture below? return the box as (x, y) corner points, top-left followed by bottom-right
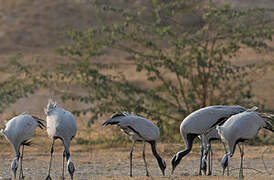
(1, 114), (45, 179)
(45, 99), (77, 180)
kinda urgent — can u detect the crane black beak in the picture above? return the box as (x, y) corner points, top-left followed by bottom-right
(162, 169), (165, 176)
(171, 168), (174, 175)
(68, 160), (75, 180)
(201, 159), (207, 175)
(13, 169), (17, 179)
(69, 173), (74, 180)
(45, 174), (52, 180)
(11, 158), (18, 179)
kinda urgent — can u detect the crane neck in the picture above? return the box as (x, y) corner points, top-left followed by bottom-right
(171, 133), (198, 174)
(149, 141), (160, 158)
(149, 140), (166, 175)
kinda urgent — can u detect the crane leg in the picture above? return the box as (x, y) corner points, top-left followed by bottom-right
(222, 142), (229, 176)
(46, 139), (55, 180)
(208, 145), (212, 176)
(199, 142), (203, 175)
(142, 142), (149, 176)
(19, 145), (25, 179)
(238, 144), (244, 179)
(62, 150), (66, 180)
(211, 148), (213, 175)
(129, 140), (136, 177)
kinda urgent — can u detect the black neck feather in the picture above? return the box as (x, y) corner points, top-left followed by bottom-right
(149, 140), (165, 175)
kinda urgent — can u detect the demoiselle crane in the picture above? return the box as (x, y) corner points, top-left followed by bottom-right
(0, 113), (45, 179)
(102, 112), (166, 177)
(45, 99), (77, 180)
(216, 108), (274, 179)
(171, 105), (246, 175)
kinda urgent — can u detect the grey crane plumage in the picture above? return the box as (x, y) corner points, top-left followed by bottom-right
(103, 112), (166, 177)
(171, 105), (246, 175)
(0, 113), (45, 179)
(45, 99), (77, 180)
(216, 108), (274, 179)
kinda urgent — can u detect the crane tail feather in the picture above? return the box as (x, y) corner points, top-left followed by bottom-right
(22, 140), (32, 146)
(102, 120), (119, 126)
(259, 112), (274, 121)
(0, 129), (5, 135)
(258, 112), (274, 133)
(263, 119), (274, 133)
(247, 106), (258, 112)
(32, 115), (46, 129)
(103, 112), (129, 126)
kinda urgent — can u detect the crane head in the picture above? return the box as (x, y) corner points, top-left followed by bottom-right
(171, 152), (180, 175)
(160, 159), (166, 176)
(67, 157), (75, 179)
(221, 154), (230, 174)
(45, 99), (57, 115)
(201, 155), (207, 175)
(171, 148), (191, 175)
(11, 158), (18, 178)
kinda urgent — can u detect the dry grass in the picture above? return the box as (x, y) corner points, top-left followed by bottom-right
(0, 116), (273, 179)
(0, 138), (273, 179)
(5, 176), (274, 180)
(87, 176), (274, 180)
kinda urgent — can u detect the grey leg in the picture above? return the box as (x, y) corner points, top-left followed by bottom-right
(62, 150), (66, 180)
(129, 140), (136, 177)
(142, 142), (149, 176)
(238, 144), (244, 179)
(199, 142), (203, 175)
(19, 145), (24, 179)
(222, 142), (229, 176)
(46, 139), (55, 180)
(208, 144), (212, 175)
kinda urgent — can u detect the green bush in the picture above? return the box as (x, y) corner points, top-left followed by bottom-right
(44, 1), (274, 142)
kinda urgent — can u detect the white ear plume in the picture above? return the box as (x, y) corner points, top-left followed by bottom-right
(45, 99), (57, 115)
(174, 152), (180, 162)
(67, 157), (72, 166)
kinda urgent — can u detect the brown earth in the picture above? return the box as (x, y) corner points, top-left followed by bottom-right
(0, 141), (273, 179)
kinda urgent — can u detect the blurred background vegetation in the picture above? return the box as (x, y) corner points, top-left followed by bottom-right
(0, 0), (274, 146)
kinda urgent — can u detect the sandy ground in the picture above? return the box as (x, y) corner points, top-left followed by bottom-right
(0, 143), (273, 180)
